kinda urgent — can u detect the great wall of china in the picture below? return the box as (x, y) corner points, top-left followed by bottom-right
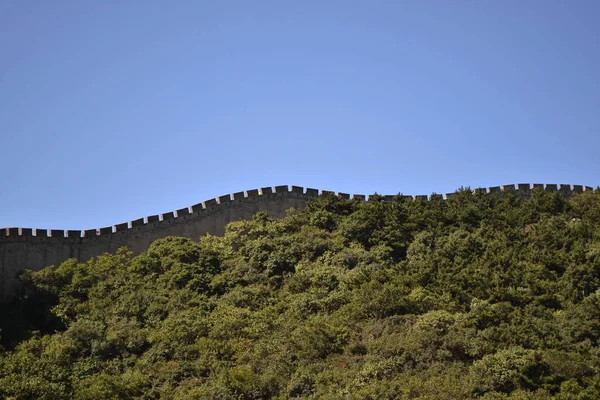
(0, 183), (596, 301)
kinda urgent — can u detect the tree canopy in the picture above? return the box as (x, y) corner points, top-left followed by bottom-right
(1, 188), (600, 399)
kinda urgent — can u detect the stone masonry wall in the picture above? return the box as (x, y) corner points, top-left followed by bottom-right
(0, 184), (595, 301)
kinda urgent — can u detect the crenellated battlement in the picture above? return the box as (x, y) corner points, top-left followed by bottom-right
(0, 183), (595, 240)
(0, 184), (596, 301)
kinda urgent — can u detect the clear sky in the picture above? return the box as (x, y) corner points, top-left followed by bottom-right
(1, 1), (599, 230)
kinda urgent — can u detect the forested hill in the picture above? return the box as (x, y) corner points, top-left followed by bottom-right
(1, 187), (600, 399)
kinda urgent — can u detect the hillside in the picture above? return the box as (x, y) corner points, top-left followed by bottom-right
(1, 187), (600, 399)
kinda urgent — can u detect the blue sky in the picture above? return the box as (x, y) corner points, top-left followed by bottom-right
(1, 1), (599, 230)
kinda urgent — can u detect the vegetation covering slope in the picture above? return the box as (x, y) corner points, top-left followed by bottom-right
(1, 188), (600, 399)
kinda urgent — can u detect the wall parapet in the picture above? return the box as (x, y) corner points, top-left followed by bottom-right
(0, 184), (597, 240)
(0, 183), (597, 301)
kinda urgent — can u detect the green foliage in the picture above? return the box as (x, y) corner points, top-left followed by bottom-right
(1, 189), (600, 398)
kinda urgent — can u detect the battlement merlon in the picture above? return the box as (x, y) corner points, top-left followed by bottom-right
(0, 183), (596, 240)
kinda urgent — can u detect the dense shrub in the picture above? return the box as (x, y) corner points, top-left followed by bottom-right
(1, 189), (600, 398)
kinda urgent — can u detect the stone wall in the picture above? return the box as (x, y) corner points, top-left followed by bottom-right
(0, 184), (595, 301)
